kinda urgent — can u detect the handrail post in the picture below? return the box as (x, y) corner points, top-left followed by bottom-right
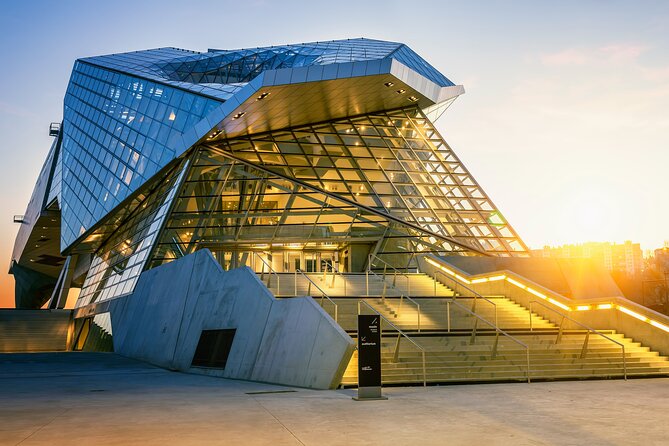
(529, 302), (533, 332)
(417, 304), (421, 333)
(580, 331), (590, 359)
(365, 270), (369, 296)
(622, 345), (627, 380)
(422, 350), (426, 387)
(331, 265), (336, 289)
(556, 316), (565, 344)
(491, 332), (499, 359)
(470, 318), (478, 345)
(526, 348), (531, 383)
(447, 301), (451, 332)
(393, 334), (401, 363)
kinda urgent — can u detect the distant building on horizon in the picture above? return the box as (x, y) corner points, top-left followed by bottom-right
(532, 241), (643, 276)
(653, 245), (669, 272)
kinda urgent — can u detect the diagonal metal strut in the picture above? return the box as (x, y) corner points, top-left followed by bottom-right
(203, 144), (491, 256)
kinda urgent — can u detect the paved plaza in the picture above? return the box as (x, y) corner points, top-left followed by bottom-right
(0, 352), (667, 445)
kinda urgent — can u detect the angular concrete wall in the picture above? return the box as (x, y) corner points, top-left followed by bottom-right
(97, 249), (354, 389)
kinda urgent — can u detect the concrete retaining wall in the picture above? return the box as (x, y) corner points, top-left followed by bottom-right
(78, 249), (354, 389)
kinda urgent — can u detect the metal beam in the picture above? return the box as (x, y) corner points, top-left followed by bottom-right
(204, 145), (490, 256)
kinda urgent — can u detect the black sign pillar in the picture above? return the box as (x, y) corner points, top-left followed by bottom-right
(354, 314), (387, 401)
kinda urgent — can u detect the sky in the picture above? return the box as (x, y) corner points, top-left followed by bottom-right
(0, 0), (667, 307)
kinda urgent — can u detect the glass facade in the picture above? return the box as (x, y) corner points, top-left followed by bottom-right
(82, 47), (246, 101)
(146, 107), (525, 275)
(60, 61), (220, 249)
(77, 160), (188, 306)
(74, 105), (528, 307)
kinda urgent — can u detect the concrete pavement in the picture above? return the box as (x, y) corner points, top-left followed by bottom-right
(1, 352), (667, 445)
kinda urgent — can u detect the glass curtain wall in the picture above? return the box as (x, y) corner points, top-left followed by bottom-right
(76, 160), (189, 307)
(148, 106), (527, 274)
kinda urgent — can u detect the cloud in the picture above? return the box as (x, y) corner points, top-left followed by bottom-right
(540, 48), (588, 66)
(540, 44), (647, 66)
(599, 44), (647, 62)
(641, 65), (669, 82)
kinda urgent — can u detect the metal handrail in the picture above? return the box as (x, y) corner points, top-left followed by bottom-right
(365, 268), (387, 298)
(367, 269), (421, 331)
(358, 300), (426, 387)
(447, 298), (531, 383)
(295, 269), (338, 322)
(252, 252), (280, 291)
(367, 253), (411, 296)
(434, 269), (498, 327)
(321, 259), (346, 296)
(398, 295), (422, 333)
(529, 300), (627, 380)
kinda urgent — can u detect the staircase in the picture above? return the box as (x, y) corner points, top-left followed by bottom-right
(264, 272), (454, 298)
(341, 330), (669, 385)
(334, 296), (557, 332)
(0, 310), (72, 352)
(256, 270), (669, 386)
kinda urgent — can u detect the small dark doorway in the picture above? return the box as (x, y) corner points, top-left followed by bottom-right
(191, 329), (236, 369)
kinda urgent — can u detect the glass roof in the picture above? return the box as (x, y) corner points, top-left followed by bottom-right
(81, 38), (455, 102)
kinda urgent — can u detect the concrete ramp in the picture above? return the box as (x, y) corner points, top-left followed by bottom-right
(78, 249), (355, 389)
(0, 310), (72, 352)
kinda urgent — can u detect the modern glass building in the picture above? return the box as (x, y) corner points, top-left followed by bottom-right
(11, 38), (527, 310)
(11, 39), (669, 389)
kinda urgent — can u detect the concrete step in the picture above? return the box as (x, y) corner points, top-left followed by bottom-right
(342, 325), (669, 385)
(340, 369), (669, 385)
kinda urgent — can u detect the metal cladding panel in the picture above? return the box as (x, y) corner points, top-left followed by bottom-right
(200, 74), (464, 143)
(11, 138), (60, 267)
(206, 38), (454, 88)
